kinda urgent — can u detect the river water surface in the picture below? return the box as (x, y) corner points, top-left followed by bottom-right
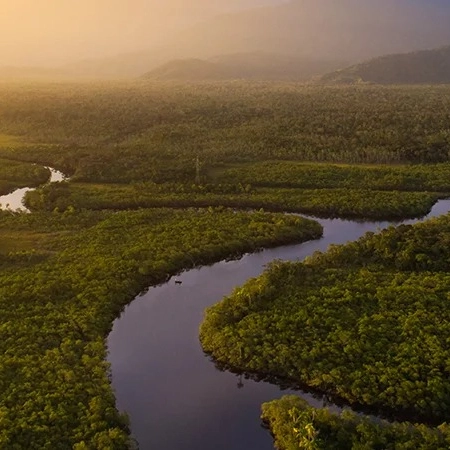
(108, 200), (450, 450)
(0, 167), (66, 212)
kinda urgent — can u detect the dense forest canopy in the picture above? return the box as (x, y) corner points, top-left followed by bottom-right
(0, 83), (449, 174)
(201, 212), (450, 446)
(0, 82), (449, 219)
(0, 159), (49, 196)
(2, 2), (450, 449)
(1, 81), (450, 448)
(0, 206), (320, 448)
(262, 396), (450, 449)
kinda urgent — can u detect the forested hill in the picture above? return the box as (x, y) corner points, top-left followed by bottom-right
(321, 46), (450, 84)
(142, 53), (344, 81)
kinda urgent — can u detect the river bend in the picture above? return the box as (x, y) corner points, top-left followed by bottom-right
(0, 167), (65, 212)
(108, 199), (450, 450)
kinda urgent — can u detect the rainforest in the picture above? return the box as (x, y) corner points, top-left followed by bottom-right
(1, 82), (450, 449)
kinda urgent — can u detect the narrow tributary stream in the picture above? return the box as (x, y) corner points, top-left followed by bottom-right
(107, 199), (450, 450)
(0, 167), (65, 211)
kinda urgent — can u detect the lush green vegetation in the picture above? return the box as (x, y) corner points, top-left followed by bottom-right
(0, 83), (449, 174)
(0, 207), (320, 448)
(213, 161), (450, 192)
(200, 213), (450, 426)
(24, 182), (440, 220)
(1, 81), (450, 448)
(261, 396), (450, 450)
(0, 158), (49, 196)
(0, 82), (448, 220)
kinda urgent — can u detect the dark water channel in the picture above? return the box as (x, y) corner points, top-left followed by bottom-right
(107, 200), (450, 450)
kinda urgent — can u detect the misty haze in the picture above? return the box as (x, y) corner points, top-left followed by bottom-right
(1, 1), (450, 449)
(1, 0), (450, 79)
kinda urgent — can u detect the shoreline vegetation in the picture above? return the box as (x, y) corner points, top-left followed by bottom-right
(261, 396), (450, 450)
(1, 82), (450, 448)
(24, 181), (442, 220)
(0, 159), (49, 197)
(0, 207), (321, 448)
(200, 213), (450, 447)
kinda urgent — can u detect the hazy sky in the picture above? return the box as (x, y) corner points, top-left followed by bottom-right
(0, 0), (284, 66)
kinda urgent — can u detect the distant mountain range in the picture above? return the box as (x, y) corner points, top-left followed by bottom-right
(2, 0), (450, 81)
(321, 46), (450, 84)
(142, 53), (345, 82)
(143, 45), (450, 84)
(58, 0), (450, 78)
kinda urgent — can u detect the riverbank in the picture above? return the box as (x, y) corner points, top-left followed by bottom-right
(24, 180), (443, 220)
(0, 159), (49, 198)
(0, 206), (321, 449)
(109, 199), (450, 449)
(0, 166), (65, 211)
(1, 82), (450, 449)
(261, 396), (450, 450)
(200, 205), (450, 447)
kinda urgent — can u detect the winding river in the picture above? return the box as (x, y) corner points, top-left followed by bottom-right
(107, 199), (450, 450)
(0, 167), (65, 212)
(3, 165), (449, 447)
